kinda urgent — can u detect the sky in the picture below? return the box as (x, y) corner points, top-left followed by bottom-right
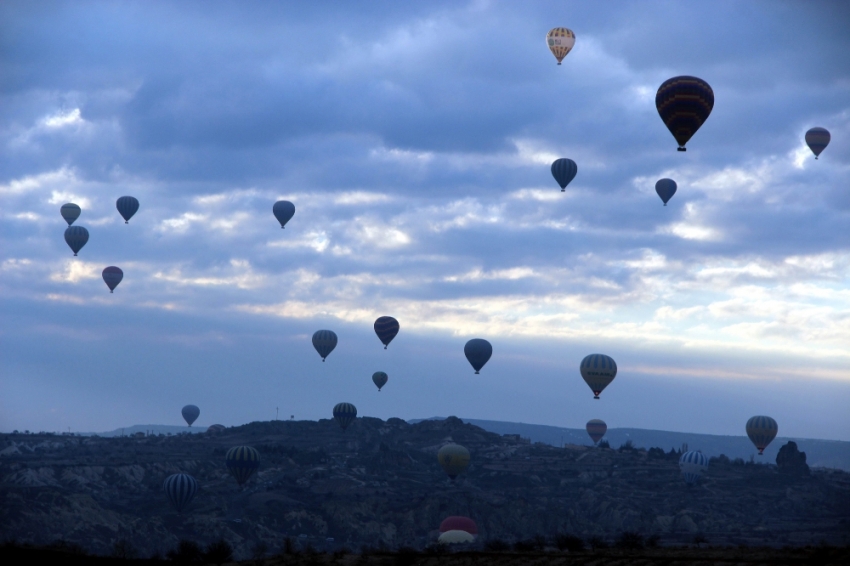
(1, 1), (849, 441)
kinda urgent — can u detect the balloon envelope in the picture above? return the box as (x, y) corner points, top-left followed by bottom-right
(439, 516), (478, 535)
(437, 443), (470, 479)
(64, 226), (89, 256)
(464, 338), (492, 374)
(374, 316), (399, 349)
(372, 371), (388, 391)
(586, 419), (607, 444)
(312, 330), (338, 361)
(60, 203), (81, 225)
(656, 76), (714, 151)
(225, 446), (260, 486)
(116, 196), (139, 223)
(551, 158), (577, 191)
(181, 405), (200, 426)
(679, 451), (709, 484)
(163, 473), (198, 513)
(655, 178), (677, 205)
(102, 266), (123, 293)
(805, 127), (830, 159)
(438, 530), (475, 544)
(273, 200), (295, 228)
(333, 402), (357, 431)
(580, 354), (617, 399)
(746, 415), (778, 455)
(546, 27), (575, 64)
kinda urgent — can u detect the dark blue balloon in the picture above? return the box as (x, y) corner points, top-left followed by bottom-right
(182, 404), (200, 426)
(163, 473), (198, 513)
(656, 76), (714, 151)
(464, 338), (492, 374)
(64, 226), (89, 256)
(551, 158), (577, 191)
(312, 330), (338, 361)
(273, 200), (295, 228)
(60, 203), (81, 225)
(116, 196), (139, 223)
(333, 402), (357, 431)
(655, 178), (677, 206)
(374, 316), (399, 349)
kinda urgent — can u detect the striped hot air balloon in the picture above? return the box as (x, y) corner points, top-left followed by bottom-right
(437, 443), (470, 480)
(60, 203), (81, 225)
(586, 419), (607, 444)
(805, 127), (830, 159)
(656, 76), (714, 151)
(372, 371), (388, 392)
(679, 450), (709, 484)
(546, 27), (575, 65)
(333, 402), (357, 431)
(655, 178), (677, 206)
(181, 405), (200, 426)
(746, 415), (778, 455)
(312, 330), (337, 361)
(273, 200), (295, 228)
(102, 266), (123, 293)
(64, 226), (89, 256)
(439, 516), (478, 536)
(163, 473), (198, 513)
(464, 339), (492, 374)
(373, 316), (399, 349)
(580, 354), (617, 399)
(551, 158), (577, 192)
(116, 196), (139, 224)
(225, 446), (260, 486)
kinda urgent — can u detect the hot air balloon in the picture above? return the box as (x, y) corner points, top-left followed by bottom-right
(679, 450), (709, 485)
(64, 226), (89, 256)
(655, 178), (677, 206)
(374, 316), (399, 349)
(586, 419), (607, 445)
(439, 516), (478, 536)
(656, 76), (714, 151)
(438, 530), (475, 544)
(551, 158), (577, 192)
(546, 28), (575, 65)
(437, 443), (470, 479)
(163, 473), (198, 513)
(60, 203), (81, 225)
(207, 424), (226, 434)
(746, 415), (778, 455)
(182, 405), (200, 427)
(805, 127), (830, 159)
(102, 266), (123, 293)
(580, 354), (617, 399)
(225, 446), (260, 486)
(333, 402), (357, 431)
(312, 330), (337, 361)
(464, 339), (492, 374)
(372, 371), (388, 392)
(116, 196), (139, 224)
(273, 200), (295, 228)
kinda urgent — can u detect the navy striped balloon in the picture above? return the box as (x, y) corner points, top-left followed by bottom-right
(679, 450), (709, 484)
(116, 196), (139, 224)
(64, 226), (89, 256)
(312, 330), (338, 361)
(586, 419), (607, 444)
(746, 415), (778, 455)
(372, 371), (388, 391)
(60, 203), (81, 225)
(181, 404), (200, 426)
(102, 266), (124, 293)
(580, 354), (617, 399)
(550, 158), (577, 191)
(225, 446), (260, 486)
(374, 316), (399, 349)
(656, 76), (714, 151)
(464, 338), (492, 374)
(655, 178), (677, 206)
(805, 127), (830, 159)
(163, 473), (198, 513)
(333, 402), (357, 431)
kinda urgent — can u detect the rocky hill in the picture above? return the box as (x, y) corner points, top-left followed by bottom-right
(1, 417), (848, 560)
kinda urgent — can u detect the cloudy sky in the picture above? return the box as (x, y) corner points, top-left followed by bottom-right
(2, 1), (849, 441)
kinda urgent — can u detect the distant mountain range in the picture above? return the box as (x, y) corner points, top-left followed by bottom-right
(413, 417), (850, 471)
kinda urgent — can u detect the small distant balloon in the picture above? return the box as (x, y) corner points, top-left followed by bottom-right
(805, 127), (830, 159)
(437, 443), (470, 479)
(586, 419), (607, 444)
(439, 516), (478, 536)
(225, 446), (260, 486)
(464, 338), (492, 374)
(182, 405), (200, 427)
(746, 415), (778, 455)
(333, 402), (357, 431)
(163, 473), (198, 513)
(655, 178), (677, 206)
(60, 203), (81, 225)
(64, 226), (89, 256)
(116, 196), (139, 224)
(102, 266), (123, 293)
(372, 371), (388, 392)
(273, 200), (295, 228)
(312, 330), (338, 361)
(656, 76), (714, 151)
(551, 158), (577, 192)
(679, 451), (709, 485)
(580, 354), (617, 399)
(374, 316), (399, 349)
(546, 27), (575, 65)
(438, 530), (475, 545)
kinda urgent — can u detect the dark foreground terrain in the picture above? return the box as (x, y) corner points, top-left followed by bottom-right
(1, 417), (849, 560)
